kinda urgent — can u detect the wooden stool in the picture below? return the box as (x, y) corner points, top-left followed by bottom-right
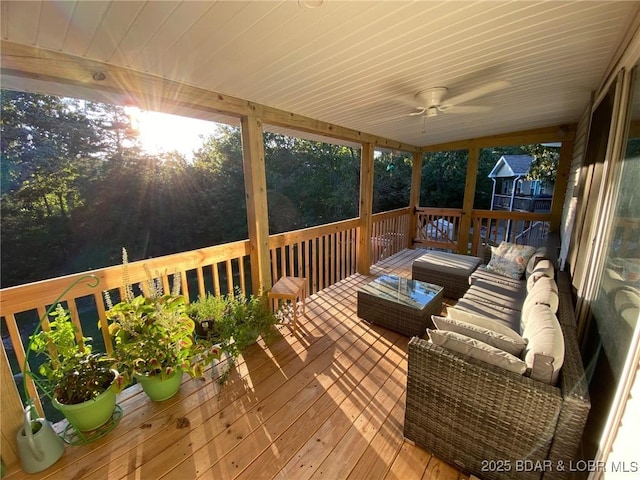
(269, 276), (307, 332)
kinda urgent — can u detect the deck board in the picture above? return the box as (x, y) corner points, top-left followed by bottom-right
(4, 248), (466, 480)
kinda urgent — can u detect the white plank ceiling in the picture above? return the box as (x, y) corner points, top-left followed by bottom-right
(1, 0), (638, 147)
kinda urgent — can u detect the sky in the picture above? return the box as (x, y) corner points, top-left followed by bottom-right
(134, 110), (221, 160)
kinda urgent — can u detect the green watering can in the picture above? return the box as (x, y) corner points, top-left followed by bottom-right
(16, 405), (64, 473)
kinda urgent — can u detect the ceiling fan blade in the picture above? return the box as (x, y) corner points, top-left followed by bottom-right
(442, 80), (510, 107)
(439, 105), (493, 114)
(408, 107), (426, 116)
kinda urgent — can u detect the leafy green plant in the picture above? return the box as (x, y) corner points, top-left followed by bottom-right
(29, 304), (123, 405)
(186, 293), (229, 339)
(105, 248), (220, 385)
(106, 293), (220, 384)
(185, 290), (277, 383)
(226, 292), (276, 355)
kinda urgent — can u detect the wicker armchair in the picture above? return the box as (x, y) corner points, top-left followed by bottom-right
(403, 271), (590, 480)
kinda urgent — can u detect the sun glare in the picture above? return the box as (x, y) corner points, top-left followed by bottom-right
(127, 109), (220, 160)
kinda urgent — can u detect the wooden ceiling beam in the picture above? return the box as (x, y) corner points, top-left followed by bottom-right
(421, 124), (577, 152)
(0, 41), (421, 153)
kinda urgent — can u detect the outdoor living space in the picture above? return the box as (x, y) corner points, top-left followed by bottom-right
(2, 249), (470, 480)
(2, 2), (640, 478)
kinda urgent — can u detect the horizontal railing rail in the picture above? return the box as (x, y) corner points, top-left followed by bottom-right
(492, 194), (552, 212)
(268, 207), (411, 295)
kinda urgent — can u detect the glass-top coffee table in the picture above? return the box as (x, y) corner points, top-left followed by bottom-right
(357, 274), (444, 337)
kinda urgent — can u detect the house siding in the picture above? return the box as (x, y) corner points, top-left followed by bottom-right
(560, 102), (591, 271)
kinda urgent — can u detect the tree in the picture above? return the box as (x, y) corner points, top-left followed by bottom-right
(524, 144), (560, 187)
(192, 126), (248, 242)
(1, 91), (102, 285)
(1, 89), (566, 289)
(262, 133), (360, 232)
(421, 150), (468, 208)
(1, 91), (102, 217)
(373, 150), (412, 213)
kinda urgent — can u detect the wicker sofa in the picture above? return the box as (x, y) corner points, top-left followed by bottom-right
(404, 247), (590, 480)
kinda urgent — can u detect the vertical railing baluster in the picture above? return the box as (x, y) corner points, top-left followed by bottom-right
(196, 267), (206, 298)
(226, 259), (233, 295)
(213, 263), (221, 297)
(239, 256), (246, 296)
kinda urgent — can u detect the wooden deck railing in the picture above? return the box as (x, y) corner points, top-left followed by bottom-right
(268, 218), (360, 296)
(492, 194), (552, 213)
(470, 210), (551, 255)
(371, 207), (411, 264)
(0, 240), (252, 415)
(413, 207), (462, 250)
(0, 208), (412, 421)
(412, 207), (552, 256)
(0, 205), (549, 456)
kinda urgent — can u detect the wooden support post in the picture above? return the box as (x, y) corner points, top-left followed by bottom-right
(550, 139), (574, 232)
(357, 143), (375, 274)
(408, 151), (423, 249)
(458, 144), (479, 254)
(241, 115), (272, 295)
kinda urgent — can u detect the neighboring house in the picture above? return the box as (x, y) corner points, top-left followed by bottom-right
(488, 155), (553, 212)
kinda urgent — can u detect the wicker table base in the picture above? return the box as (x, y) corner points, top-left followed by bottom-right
(357, 275), (443, 337)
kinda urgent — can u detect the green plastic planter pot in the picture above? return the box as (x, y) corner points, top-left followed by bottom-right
(134, 370), (183, 401)
(53, 387), (116, 432)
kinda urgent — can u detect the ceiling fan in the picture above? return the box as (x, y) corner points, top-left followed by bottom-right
(407, 80), (510, 120)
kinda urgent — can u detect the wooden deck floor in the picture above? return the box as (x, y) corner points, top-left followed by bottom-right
(5, 249), (469, 480)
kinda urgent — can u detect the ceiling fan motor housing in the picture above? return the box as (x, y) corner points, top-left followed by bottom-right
(426, 106), (439, 117)
(415, 87), (448, 107)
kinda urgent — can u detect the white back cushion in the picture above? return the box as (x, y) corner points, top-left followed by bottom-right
(521, 304), (565, 384)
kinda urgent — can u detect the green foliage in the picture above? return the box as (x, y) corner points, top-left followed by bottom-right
(1, 91), (104, 285)
(225, 292), (276, 356)
(187, 293), (229, 324)
(186, 291), (277, 374)
(29, 304), (123, 405)
(524, 144), (560, 186)
(263, 132), (361, 230)
(106, 293), (220, 382)
(373, 151), (412, 213)
(421, 150), (468, 208)
(186, 293), (228, 338)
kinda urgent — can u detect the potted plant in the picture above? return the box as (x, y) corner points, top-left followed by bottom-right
(186, 293), (236, 382)
(226, 292), (277, 355)
(186, 293), (228, 340)
(186, 291), (277, 384)
(105, 267), (220, 401)
(29, 304), (124, 432)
